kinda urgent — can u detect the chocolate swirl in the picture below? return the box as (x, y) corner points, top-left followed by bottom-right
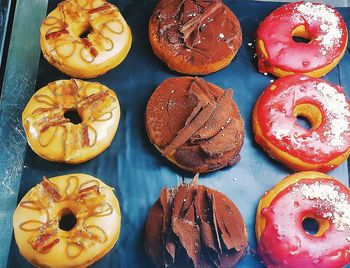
(145, 175), (248, 268)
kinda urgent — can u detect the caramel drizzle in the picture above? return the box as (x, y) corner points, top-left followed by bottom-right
(43, 0), (125, 63)
(28, 80), (114, 158)
(19, 176), (114, 257)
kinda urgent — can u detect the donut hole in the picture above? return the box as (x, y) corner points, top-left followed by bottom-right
(292, 25), (312, 44)
(64, 109), (82, 124)
(80, 30), (91, 39)
(296, 115), (312, 130)
(59, 209), (77, 231)
(293, 104), (322, 130)
(302, 214), (330, 237)
(302, 217), (319, 235)
(79, 25), (92, 39)
(292, 36), (311, 44)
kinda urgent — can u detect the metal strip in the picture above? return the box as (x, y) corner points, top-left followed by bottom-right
(0, 0), (47, 266)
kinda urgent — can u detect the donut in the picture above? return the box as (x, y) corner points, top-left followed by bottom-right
(149, 0), (242, 75)
(256, 2), (348, 77)
(256, 171), (350, 267)
(252, 74), (350, 172)
(40, 0), (132, 78)
(145, 174), (248, 267)
(22, 79), (120, 164)
(145, 76), (244, 173)
(13, 173), (121, 268)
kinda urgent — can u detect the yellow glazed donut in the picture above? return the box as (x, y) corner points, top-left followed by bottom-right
(13, 174), (121, 268)
(40, 0), (132, 78)
(22, 79), (120, 164)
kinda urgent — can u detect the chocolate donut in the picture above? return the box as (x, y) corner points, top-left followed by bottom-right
(145, 76), (244, 173)
(144, 174), (248, 268)
(149, 0), (242, 75)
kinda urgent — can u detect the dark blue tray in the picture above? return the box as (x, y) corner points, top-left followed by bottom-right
(0, 1), (349, 267)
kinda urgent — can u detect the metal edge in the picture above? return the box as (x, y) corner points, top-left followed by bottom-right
(0, 0), (47, 267)
(0, 0), (13, 66)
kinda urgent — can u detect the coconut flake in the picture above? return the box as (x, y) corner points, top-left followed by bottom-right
(296, 2), (343, 52)
(294, 181), (350, 231)
(316, 82), (350, 148)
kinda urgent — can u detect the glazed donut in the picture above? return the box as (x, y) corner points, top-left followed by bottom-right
(13, 174), (121, 268)
(40, 0), (132, 78)
(145, 76), (244, 173)
(22, 79), (120, 164)
(256, 2), (348, 77)
(253, 74), (350, 172)
(149, 0), (242, 75)
(256, 171), (350, 267)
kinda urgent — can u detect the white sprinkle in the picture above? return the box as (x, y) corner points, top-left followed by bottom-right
(270, 79), (274, 83)
(263, 72), (268, 76)
(316, 82), (350, 148)
(233, 177), (237, 181)
(219, 33), (225, 39)
(294, 181), (350, 231)
(296, 2), (342, 52)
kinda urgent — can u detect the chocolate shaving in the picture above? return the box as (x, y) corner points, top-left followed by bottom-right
(163, 77), (242, 170)
(200, 118), (242, 157)
(180, 1), (221, 51)
(191, 89), (233, 141)
(209, 190), (246, 251)
(145, 198), (164, 266)
(172, 218), (201, 267)
(164, 102), (215, 155)
(144, 176), (248, 268)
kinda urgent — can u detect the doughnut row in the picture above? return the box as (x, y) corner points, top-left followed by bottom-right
(12, 1), (350, 268)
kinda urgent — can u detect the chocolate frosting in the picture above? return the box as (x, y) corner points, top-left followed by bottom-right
(144, 175), (248, 268)
(151, 0), (242, 64)
(145, 76), (244, 173)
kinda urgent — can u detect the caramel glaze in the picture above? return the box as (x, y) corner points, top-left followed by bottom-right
(256, 2), (347, 74)
(150, 0), (242, 67)
(255, 75), (350, 169)
(258, 178), (350, 268)
(145, 176), (248, 268)
(145, 76), (244, 173)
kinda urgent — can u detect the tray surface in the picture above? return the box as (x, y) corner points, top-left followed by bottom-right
(1, 0), (350, 267)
